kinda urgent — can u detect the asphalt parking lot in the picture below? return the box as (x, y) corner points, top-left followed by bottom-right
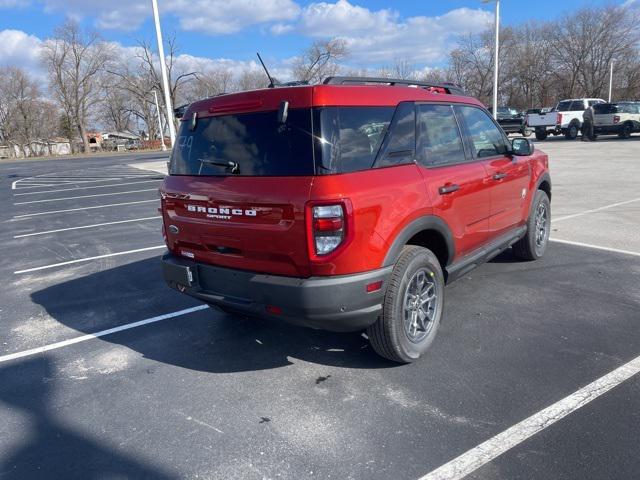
(1, 138), (639, 479)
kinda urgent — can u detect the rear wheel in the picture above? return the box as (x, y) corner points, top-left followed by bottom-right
(619, 123), (632, 139)
(535, 128), (548, 141)
(522, 127), (533, 137)
(513, 190), (551, 261)
(367, 246), (444, 363)
(565, 123), (579, 140)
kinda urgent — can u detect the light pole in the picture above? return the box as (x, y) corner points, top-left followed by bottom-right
(152, 89), (166, 151)
(483, 0), (500, 119)
(151, 0), (176, 148)
(608, 59), (614, 103)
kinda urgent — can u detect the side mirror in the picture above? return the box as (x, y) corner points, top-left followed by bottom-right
(511, 137), (534, 156)
(278, 100), (289, 124)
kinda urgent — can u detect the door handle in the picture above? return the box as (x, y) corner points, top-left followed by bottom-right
(438, 184), (460, 195)
(493, 172), (508, 180)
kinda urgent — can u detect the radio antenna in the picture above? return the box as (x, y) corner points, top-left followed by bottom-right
(256, 52), (277, 88)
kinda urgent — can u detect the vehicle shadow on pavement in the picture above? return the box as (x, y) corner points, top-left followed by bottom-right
(30, 258), (396, 373)
(0, 357), (177, 479)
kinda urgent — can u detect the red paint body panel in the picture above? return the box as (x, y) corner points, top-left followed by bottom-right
(162, 84), (550, 280)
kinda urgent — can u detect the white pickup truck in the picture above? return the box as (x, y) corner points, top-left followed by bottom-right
(526, 98), (606, 140)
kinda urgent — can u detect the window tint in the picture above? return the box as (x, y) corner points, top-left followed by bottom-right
(588, 100), (602, 107)
(570, 101), (585, 111)
(416, 104), (466, 167)
(315, 106), (394, 174)
(374, 102), (416, 168)
(456, 105), (508, 158)
(593, 103), (618, 114)
(170, 109), (314, 176)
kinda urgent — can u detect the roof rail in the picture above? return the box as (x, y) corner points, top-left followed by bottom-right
(323, 76), (468, 96)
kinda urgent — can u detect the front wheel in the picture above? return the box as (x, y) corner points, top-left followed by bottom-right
(522, 127), (533, 137)
(513, 190), (551, 261)
(367, 246), (444, 363)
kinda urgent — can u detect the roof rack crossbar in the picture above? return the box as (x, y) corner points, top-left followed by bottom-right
(323, 76), (467, 96)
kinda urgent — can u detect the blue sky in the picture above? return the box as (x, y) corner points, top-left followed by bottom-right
(0, 0), (635, 78)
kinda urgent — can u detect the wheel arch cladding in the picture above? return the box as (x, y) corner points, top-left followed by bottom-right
(383, 216), (454, 271)
(537, 173), (552, 200)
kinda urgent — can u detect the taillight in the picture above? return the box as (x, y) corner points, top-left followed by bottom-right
(312, 205), (345, 255)
(613, 115), (620, 124)
(556, 113), (562, 125)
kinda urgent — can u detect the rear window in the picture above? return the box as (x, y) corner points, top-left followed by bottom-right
(556, 100), (585, 111)
(593, 104), (619, 114)
(170, 109), (314, 176)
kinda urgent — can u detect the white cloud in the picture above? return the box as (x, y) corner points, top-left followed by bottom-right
(275, 1), (492, 65)
(168, 0), (300, 34)
(0, 29), (45, 79)
(43, 0), (300, 34)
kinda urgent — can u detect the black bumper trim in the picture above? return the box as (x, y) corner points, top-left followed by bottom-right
(161, 253), (392, 332)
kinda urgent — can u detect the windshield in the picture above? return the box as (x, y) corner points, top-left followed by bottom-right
(170, 109), (315, 176)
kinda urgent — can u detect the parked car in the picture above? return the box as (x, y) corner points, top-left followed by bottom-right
(490, 106), (531, 136)
(159, 76), (551, 363)
(593, 102), (640, 138)
(526, 98), (606, 140)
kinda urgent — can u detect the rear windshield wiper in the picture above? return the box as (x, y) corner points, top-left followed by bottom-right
(198, 158), (239, 174)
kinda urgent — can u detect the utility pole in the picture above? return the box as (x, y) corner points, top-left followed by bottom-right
(151, 0), (176, 147)
(483, 0), (500, 119)
(608, 60), (614, 103)
(153, 90), (166, 151)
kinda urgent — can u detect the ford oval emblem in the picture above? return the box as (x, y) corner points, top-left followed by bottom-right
(168, 225), (179, 234)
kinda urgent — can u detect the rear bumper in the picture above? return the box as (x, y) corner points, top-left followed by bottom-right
(161, 252), (392, 332)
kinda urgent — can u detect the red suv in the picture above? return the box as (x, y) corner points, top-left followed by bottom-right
(160, 77), (551, 363)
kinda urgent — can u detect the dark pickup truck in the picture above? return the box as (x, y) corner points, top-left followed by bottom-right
(490, 107), (531, 136)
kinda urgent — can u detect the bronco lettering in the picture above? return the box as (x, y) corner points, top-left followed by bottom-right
(186, 204), (257, 217)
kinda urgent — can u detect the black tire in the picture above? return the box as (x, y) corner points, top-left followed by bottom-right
(521, 127), (533, 137)
(619, 123), (632, 139)
(367, 246), (444, 363)
(565, 123), (579, 140)
(535, 129), (548, 141)
(513, 190), (551, 261)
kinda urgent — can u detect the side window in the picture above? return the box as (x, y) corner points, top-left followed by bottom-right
(416, 104), (466, 167)
(588, 100), (600, 107)
(455, 105), (508, 158)
(375, 102), (415, 168)
(570, 101), (585, 111)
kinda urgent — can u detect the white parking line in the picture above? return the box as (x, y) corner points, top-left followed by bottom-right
(13, 216), (162, 238)
(12, 199), (158, 218)
(13, 179), (163, 196)
(550, 238), (640, 258)
(419, 354), (640, 480)
(13, 245), (165, 274)
(12, 176), (158, 190)
(553, 197), (640, 223)
(14, 188), (158, 205)
(0, 305), (209, 364)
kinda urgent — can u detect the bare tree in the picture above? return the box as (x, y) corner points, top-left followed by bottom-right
(183, 68), (234, 102)
(236, 69), (270, 91)
(292, 39), (349, 84)
(41, 20), (114, 153)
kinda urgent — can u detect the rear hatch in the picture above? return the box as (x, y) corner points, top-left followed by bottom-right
(593, 103), (619, 126)
(161, 91), (314, 277)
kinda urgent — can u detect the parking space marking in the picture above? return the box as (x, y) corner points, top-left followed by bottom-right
(12, 199), (158, 218)
(553, 196), (640, 223)
(0, 305), (209, 364)
(14, 188), (158, 205)
(13, 216), (162, 238)
(12, 175), (160, 190)
(550, 238), (640, 258)
(419, 354), (640, 480)
(13, 179), (163, 196)
(13, 245), (165, 274)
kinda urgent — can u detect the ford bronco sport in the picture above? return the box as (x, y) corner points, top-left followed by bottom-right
(160, 76), (552, 363)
